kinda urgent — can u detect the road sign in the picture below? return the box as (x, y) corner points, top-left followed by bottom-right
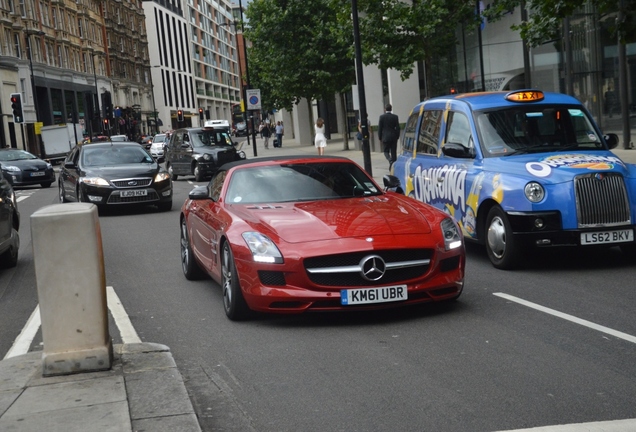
(246, 89), (261, 110)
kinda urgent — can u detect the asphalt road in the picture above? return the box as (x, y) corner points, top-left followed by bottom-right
(2, 165), (636, 431)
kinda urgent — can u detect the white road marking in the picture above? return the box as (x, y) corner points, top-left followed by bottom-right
(106, 286), (141, 344)
(494, 292), (636, 344)
(3, 305), (41, 359)
(495, 417), (636, 431)
(3, 286), (141, 359)
(16, 196), (29, 202)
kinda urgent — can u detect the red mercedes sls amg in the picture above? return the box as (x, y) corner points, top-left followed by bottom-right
(180, 156), (465, 320)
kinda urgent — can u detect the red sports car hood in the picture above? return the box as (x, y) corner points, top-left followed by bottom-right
(229, 195), (433, 243)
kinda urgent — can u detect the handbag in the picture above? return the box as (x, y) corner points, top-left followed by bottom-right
(356, 131), (363, 141)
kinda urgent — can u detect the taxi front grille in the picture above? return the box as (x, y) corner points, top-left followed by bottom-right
(575, 173), (631, 228)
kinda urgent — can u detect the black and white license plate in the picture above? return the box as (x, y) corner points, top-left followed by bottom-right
(30, 172), (45, 177)
(120, 189), (148, 198)
(581, 229), (633, 245)
(341, 285), (408, 306)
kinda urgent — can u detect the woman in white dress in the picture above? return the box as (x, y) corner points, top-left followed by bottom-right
(314, 117), (327, 155)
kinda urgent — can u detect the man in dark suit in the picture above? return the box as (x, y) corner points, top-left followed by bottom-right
(378, 104), (400, 168)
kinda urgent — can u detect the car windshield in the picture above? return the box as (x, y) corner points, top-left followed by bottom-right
(191, 129), (233, 148)
(153, 134), (166, 143)
(0, 150), (37, 161)
(475, 106), (603, 157)
(81, 145), (154, 166)
(225, 162), (381, 204)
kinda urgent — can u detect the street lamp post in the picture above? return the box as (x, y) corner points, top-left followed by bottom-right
(352, 0), (372, 175)
(87, 46), (101, 137)
(150, 69), (158, 135)
(25, 29), (44, 155)
(238, 0), (257, 157)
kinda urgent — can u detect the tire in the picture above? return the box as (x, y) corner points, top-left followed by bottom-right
(76, 186), (84, 202)
(193, 163), (204, 182)
(221, 242), (250, 320)
(180, 218), (205, 280)
(0, 228), (19, 268)
(59, 182), (68, 203)
(41, 182), (52, 188)
(485, 206), (520, 270)
(168, 164), (178, 181)
(157, 200), (172, 212)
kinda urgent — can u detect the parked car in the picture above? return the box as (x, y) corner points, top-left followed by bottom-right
(58, 141), (172, 211)
(149, 141), (165, 160)
(393, 89), (636, 269)
(233, 121), (247, 137)
(0, 172), (19, 268)
(0, 148), (55, 188)
(165, 125), (246, 182)
(180, 156), (465, 320)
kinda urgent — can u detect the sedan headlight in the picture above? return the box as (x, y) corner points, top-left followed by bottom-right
(80, 177), (110, 187)
(154, 172), (171, 182)
(238, 151), (246, 159)
(242, 232), (283, 263)
(46, 163), (53, 170)
(524, 182), (545, 203)
(4, 165), (20, 172)
(441, 218), (462, 250)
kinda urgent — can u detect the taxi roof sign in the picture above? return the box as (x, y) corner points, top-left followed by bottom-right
(505, 90), (545, 102)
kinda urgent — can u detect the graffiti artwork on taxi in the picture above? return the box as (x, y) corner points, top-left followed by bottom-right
(525, 154), (625, 178)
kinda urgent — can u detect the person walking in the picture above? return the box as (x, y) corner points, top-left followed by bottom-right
(314, 118), (327, 155)
(262, 122), (271, 149)
(275, 121), (284, 148)
(378, 104), (400, 169)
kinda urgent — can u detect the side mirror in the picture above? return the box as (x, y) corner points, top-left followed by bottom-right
(188, 185), (209, 200)
(442, 142), (475, 158)
(64, 160), (76, 169)
(604, 133), (619, 149)
(383, 174), (404, 194)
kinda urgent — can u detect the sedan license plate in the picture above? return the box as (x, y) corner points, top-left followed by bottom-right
(581, 229), (633, 245)
(120, 189), (147, 198)
(30, 171), (45, 177)
(341, 285), (407, 306)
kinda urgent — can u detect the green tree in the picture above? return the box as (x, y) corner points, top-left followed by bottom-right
(484, 0), (636, 47)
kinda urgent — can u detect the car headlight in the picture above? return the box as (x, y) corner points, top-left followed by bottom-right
(154, 172), (171, 182)
(441, 218), (462, 250)
(80, 177), (110, 187)
(46, 163), (53, 170)
(203, 153), (212, 161)
(238, 151), (246, 159)
(4, 165), (20, 172)
(524, 182), (544, 203)
(242, 232), (283, 263)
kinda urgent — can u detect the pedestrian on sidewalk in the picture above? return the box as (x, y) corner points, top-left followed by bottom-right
(275, 121), (284, 148)
(378, 104), (400, 169)
(262, 122), (271, 149)
(314, 118), (327, 155)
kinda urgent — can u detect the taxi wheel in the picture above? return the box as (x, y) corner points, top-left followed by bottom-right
(485, 206), (520, 270)
(168, 164), (178, 181)
(180, 218), (205, 280)
(221, 242), (250, 321)
(76, 186), (84, 203)
(58, 182), (68, 203)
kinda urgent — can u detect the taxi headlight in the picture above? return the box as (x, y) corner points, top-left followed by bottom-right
(80, 177), (110, 187)
(238, 151), (246, 159)
(441, 218), (462, 250)
(242, 232), (283, 263)
(203, 153), (212, 161)
(524, 182), (545, 203)
(154, 172), (171, 182)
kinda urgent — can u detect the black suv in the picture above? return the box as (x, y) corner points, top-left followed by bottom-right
(165, 126), (246, 182)
(0, 170), (19, 268)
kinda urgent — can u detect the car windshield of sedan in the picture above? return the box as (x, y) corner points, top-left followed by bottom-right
(192, 130), (233, 148)
(475, 106), (603, 157)
(225, 162), (381, 204)
(0, 150), (37, 161)
(81, 146), (154, 166)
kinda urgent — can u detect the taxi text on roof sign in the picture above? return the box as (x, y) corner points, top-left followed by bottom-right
(505, 90), (545, 102)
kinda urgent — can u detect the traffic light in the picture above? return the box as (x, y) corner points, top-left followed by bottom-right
(177, 110), (184, 122)
(199, 108), (204, 121)
(10, 93), (23, 123)
(103, 118), (110, 129)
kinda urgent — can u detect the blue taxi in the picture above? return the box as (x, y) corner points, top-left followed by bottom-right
(392, 90), (636, 269)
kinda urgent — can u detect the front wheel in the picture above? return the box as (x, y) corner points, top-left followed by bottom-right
(180, 218), (205, 280)
(221, 242), (250, 320)
(485, 206), (520, 270)
(0, 228), (19, 268)
(168, 164), (178, 181)
(193, 163), (205, 182)
(59, 182), (68, 203)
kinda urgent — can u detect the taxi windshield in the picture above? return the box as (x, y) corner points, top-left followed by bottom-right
(191, 129), (233, 148)
(475, 106), (603, 157)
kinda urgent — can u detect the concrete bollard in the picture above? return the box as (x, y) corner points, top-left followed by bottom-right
(31, 203), (112, 376)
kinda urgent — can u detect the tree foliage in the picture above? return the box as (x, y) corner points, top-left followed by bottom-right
(484, 0), (636, 47)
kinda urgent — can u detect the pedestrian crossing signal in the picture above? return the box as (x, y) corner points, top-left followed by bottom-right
(10, 93), (23, 123)
(177, 110), (184, 122)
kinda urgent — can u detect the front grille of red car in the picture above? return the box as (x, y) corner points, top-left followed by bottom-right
(304, 249), (432, 287)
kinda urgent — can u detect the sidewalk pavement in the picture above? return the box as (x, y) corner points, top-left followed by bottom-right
(0, 343), (201, 432)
